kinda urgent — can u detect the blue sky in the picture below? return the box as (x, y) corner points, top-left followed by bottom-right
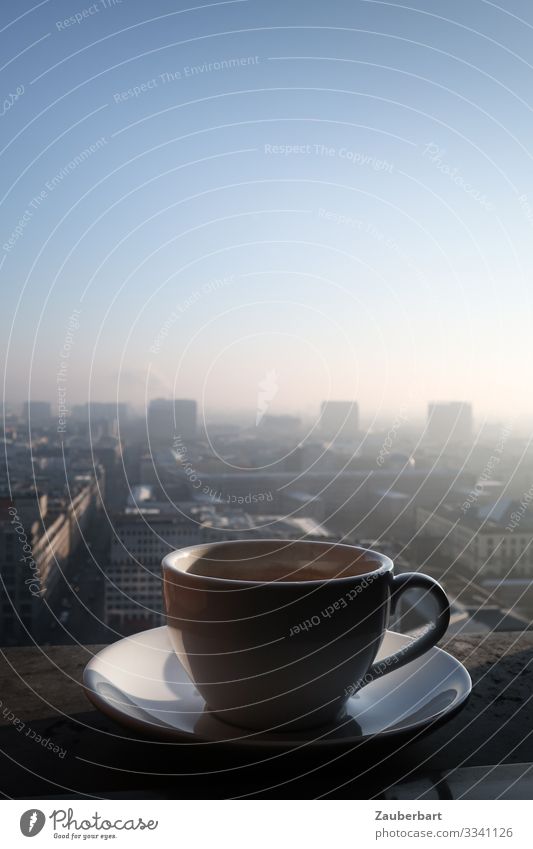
(2, 0), (533, 422)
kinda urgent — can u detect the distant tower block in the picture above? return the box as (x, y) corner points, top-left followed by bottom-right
(147, 398), (197, 445)
(426, 402), (473, 444)
(319, 400), (359, 442)
(22, 401), (51, 427)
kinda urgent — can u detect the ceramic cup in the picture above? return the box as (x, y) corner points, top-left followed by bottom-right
(162, 539), (450, 732)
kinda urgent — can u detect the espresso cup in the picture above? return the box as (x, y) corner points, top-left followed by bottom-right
(162, 539), (450, 732)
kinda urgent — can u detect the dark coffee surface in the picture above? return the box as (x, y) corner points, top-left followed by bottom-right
(187, 556), (378, 582)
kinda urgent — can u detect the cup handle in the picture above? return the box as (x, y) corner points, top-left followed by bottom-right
(363, 572), (450, 686)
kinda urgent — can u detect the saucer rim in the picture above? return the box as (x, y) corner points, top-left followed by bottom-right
(83, 626), (472, 748)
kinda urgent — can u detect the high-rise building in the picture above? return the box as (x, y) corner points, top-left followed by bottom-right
(319, 400), (359, 441)
(72, 402), (128, 437)
(22, 401), (51, 427)
(427, 402), (473, 444)
(105, 510), (204, 632)
(147, 399), (197, 445)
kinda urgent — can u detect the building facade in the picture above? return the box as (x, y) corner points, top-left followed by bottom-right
(416, 503), (533, 576)
(147, 399), (197, 446)
(0, 473), (102, 645)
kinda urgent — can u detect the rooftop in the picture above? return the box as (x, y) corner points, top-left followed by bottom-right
(422, 499), (533, 533)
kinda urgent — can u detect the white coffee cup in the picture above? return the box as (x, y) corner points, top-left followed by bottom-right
(162, 539), (450, 732)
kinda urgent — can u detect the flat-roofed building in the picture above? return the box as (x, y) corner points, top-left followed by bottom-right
(319, 400), (359, 442)
(416, 498), (533, 576)
(426, 402), (473, 445)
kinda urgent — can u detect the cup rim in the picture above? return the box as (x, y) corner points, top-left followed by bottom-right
(162, 538), (393, 586)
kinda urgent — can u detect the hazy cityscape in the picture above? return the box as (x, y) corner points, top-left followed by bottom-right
(2, 395), (532, 648)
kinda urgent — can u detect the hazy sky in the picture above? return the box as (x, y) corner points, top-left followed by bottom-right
(2, 0), (533, 423)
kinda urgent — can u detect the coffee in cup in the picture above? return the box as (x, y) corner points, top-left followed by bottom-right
(162, 539), (450, 732)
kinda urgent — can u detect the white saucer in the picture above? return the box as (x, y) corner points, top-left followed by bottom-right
(83, 626), (471, 748)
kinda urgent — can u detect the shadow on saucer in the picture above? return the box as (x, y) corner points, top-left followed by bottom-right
(192, 708), (364, 748)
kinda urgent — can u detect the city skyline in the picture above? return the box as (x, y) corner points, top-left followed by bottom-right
(4, 386), (533, 651)
(5, 395), (528, 430)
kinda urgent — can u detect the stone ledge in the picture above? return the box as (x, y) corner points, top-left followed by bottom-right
(0, 631), (532, 798)
(2, 631), (532, 726)
(0, 642), (100, 724)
